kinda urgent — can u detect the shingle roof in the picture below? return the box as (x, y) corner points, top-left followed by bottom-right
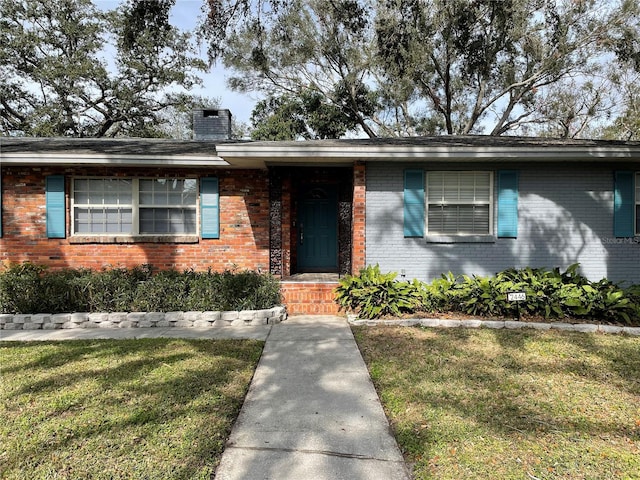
(2, 135), (639, 167)
(0, 136), (226, 156)
(3, 135), (640, 154)
(240, 135), (640, 149)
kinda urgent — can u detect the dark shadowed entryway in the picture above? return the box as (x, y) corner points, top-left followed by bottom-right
(268, 166), (354, 277)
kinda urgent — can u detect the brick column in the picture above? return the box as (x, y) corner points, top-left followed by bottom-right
(351, 161), (366, 274)
(268, 170), (282, 276)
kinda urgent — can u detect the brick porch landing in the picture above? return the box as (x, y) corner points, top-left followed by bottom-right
(280, 274), (341, 315)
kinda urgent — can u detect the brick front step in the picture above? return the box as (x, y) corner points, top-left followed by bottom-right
(280, 282), (341, 315)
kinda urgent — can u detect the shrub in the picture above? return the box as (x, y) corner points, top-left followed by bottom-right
(454, 274), (511, 317)
(334, 264), (640, 325)
(131, 269), (190, 312)
(421, 272), (458, 312)
(71, 265), (152, 312)
(0, 263), (280, 314)
(497, 264), (638, 324)
(215, 270), (282, 311)
(184, 269), (224, 311)
(335, 264), (422, 319)
(41, 268), (89, 313)
(0, 263), (47, 314)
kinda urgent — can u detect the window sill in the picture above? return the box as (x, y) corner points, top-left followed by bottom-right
(425, 235), (496, 244)
(69, 235), (200, 244)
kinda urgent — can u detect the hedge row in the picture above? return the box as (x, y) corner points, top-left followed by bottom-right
(0, 263), (282, 314)
(335, 264), (640, 325)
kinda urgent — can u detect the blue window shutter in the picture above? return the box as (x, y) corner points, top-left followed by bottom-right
(404, 170), (425, 237)
(614, 171), (634, 238)
(46, 175), (66, 238)
(497, 170), (518, 238)
(200, 177), (220, 239)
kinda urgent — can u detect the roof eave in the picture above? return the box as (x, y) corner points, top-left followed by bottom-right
(0, 153), (231, 168)
(216, 144), (640, 162)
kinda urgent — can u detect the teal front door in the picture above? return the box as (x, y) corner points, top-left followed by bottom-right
(298, 186), (338, 272)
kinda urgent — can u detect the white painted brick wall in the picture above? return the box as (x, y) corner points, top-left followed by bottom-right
(366, 162), (640, 283)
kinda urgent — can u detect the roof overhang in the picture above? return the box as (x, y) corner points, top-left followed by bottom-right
(3, 136), (640, 169)
(0, 152), (230, 168)
(0, 137), (242, 168)
(216, 143), (640, 165)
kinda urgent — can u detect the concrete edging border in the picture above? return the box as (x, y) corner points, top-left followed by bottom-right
(0, 306), (287, 330)
(347, 315), (640, 336)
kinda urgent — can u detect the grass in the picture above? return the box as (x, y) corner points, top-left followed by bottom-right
(0, 338), (263, 480)
(353, 326), (640, 480)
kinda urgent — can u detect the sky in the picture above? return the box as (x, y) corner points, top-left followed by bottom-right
(96, 0), (258, 126)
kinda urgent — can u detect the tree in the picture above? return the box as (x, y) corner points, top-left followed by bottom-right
(250, 96), (309, 141)
(197, 0), (639, 138)
(598, 67), (640, 140)
(70, 0), (639, 139)
(200, 0), (380, 137)
(603, 5), (640, 140)
(519, 77), (614, 138)
(375, 0), (639, 136)
(0, 0), (207, 137)
(250, 91), (364, 140)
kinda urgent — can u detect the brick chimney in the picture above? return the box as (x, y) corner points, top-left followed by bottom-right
(192, 109), (232, 140)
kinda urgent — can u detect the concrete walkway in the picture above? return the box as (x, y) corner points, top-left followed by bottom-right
(0, 325), (271, 341)
(1, 315), (410, 480)
(214, 315), (410, 480)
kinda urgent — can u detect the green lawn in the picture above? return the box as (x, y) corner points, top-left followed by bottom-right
(0, 339), (263, 480)
(353, 326), (640, 480)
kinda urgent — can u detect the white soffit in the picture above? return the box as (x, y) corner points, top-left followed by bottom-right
(0, 153), (229, 167)
(216, 143), (640, 162)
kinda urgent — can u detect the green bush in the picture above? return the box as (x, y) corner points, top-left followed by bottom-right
(41, 268), (89, 313)
(184, 269), (224, 311)
(421, 272), (458, 312)
(131, 269), (189, 312)
(71, 265), (152, 312)
(334, 264), (640, 325)
(335, 264), (423, 319)
(496, 265), (638, 323)
(454, 274), (510, 317)
(215, 269), (281, 311)
(0, 263), (47, 314)
(0, 263), (281, 314)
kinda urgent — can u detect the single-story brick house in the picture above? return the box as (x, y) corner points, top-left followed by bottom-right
(1, 110), (639, 313)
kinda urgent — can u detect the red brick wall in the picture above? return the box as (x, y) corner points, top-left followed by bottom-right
(0, 166), (270, 272)
(352, 162), (366, 274)
(280, 282), (341, 315)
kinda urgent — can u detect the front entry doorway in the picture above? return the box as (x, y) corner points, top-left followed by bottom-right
(297, 186), (338, 272)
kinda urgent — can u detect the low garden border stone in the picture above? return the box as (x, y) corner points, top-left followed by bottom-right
(0, 307), (287, 330)
(347, 314), (640, 335)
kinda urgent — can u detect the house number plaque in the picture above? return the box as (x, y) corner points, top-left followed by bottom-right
(507, 292), (526, 302)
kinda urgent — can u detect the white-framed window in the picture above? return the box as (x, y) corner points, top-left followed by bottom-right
(636, 172), (639, 235)
(72, 177), (197, 235)
(426, 171), (493, 235)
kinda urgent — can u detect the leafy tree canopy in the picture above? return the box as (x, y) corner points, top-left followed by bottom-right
(11, 0), (638, 139)
(202, 0), (380, 137)
(0, 0), (207, 137)
(251, 89), (374, 140)
(196, 0), (640, 139)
